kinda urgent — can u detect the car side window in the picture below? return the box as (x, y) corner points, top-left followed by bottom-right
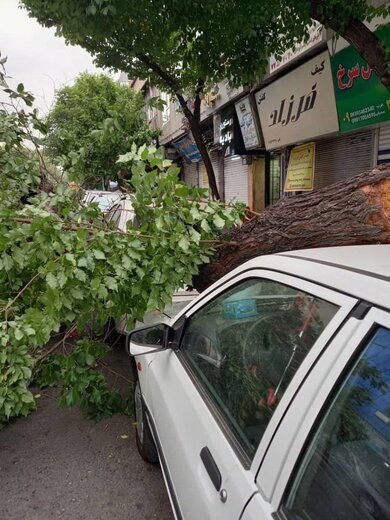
(180, 278), (338, 460)
(284, 325), (390, 520)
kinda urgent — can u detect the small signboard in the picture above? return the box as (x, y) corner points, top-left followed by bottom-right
(284, 143), (315, 192)
(172, 133), (201, 163)
(234, 95), (262, 149)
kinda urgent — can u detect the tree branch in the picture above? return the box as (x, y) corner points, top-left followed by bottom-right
(193, 79), (204, 123)
(136, 53), (181, 92)
(310, 1), (390, 89)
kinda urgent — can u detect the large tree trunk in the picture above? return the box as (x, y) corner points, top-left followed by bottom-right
(193, 164), (390, 292)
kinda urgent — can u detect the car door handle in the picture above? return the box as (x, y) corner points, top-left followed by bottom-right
(200, 446), (222, 491)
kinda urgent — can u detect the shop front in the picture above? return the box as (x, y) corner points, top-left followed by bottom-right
(255, 49), (340, 196)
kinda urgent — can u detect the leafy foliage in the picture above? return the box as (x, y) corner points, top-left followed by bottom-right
(45, 73), (157, 187)
(0, 66), (244, 426)
(21, 1), (390, 94)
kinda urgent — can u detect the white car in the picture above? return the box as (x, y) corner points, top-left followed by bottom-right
(128, 245), (390, 520)
(83, 190), (122, 212)
(105, 194), (137, 232)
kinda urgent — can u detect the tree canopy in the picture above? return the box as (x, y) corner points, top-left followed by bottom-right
(20, 0), (390, 200)
(21, 0), (390, 93)
(0, 62), (244, 425)
(45, 73), (156, 187)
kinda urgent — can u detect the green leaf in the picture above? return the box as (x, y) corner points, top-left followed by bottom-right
(46, 273), (57, 288)
(178, 236), (190, 252)
(14, 328), (24, 341)
(78, 257), (88, 267)
(93, 250), (106, 260)
(104, 276), (118, 291)
(213, 214), (225, 229)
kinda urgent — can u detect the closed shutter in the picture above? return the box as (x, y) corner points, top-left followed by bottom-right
(199, 161), (208, 188)
(183, 162), (198, 187)
(314, 130), (374, 190)
(378, 124), (390, 164)
(224, 155), (249, 204)
(198, 151), (220, 189)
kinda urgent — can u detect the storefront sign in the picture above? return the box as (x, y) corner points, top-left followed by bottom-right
(285, 142), (315, 192)
(269, 22), (323, 74)
(331, 25), (390, 132)
(234, 95), (262, 149)
(219, 107), (234, 146)
(255, 51), (339, 150)
(172, 133), (202, 163)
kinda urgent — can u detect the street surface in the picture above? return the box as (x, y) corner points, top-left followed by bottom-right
(0, 348), (173, 520)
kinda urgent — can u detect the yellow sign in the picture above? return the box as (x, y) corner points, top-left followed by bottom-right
(284, 142), (315, 192)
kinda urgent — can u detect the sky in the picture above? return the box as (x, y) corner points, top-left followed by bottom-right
(0, 0), (106, 114)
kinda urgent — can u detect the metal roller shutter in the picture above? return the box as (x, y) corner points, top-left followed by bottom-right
(314, 130), (374, 190)
(198, 151), (220, 189)
(224, 155), (249, 204)
(183, 162), (198, 187)
(378, 124), (390, 164)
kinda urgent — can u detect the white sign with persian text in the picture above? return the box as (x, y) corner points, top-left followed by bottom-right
(255, 51), (339, 150)
(234, 95), (262, 149)
(269, 22), (323, 74)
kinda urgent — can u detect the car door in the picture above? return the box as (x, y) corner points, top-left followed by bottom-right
(252, 306), (390, 520)
(141, 269), (356, 520)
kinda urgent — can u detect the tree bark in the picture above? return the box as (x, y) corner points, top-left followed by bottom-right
(135, 54), (220, 199)
(193, 164), (390, 291)
(310, 3), (390, 90)
(174, 89), (220, 200)
(188, 112), (221, 201)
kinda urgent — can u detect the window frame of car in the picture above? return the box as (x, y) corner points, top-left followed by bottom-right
(262, 306), (390, 516)
(106, 203), (122, 226)
(172, 268), (358, 472)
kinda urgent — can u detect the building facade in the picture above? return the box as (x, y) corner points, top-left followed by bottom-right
(127, 15), (390, 211)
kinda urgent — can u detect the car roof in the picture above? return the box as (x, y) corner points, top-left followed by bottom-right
(211, 245), (390, 310)
(278, 245), (390, 279)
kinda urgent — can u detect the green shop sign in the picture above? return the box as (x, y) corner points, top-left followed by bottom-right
(331, 26), (390, 132)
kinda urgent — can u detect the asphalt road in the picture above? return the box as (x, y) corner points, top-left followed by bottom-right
(0, 348), (173, 520)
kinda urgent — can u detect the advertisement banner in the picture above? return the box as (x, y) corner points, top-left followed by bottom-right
(331, 25), (390, 132)
(285, 142), (315, 192)
(172, 133), (201, 163)
(255, 50), (339, 150)
(234, 95), (263, 149)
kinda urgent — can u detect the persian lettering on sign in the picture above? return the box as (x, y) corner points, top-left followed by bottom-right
(331, 25), (390, 132)
(285, 143), (315, 192)
(234, 95), (262, 149)
(255, 51), (339, 150)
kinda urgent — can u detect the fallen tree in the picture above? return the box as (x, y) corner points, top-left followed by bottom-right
(193, 164), (390, 292)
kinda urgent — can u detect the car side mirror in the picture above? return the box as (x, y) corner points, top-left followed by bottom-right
(127, 323), (170, 356)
